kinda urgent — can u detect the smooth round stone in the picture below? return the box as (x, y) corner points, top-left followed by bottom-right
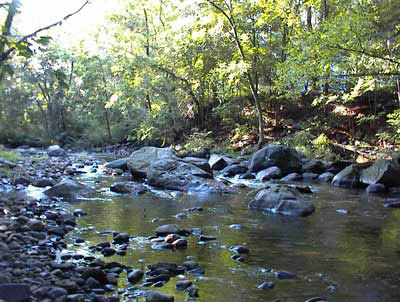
(257, 281), (274, 290)
(229, 245), (250, 254)
(366, 183), (386, 194)
(175, 213), (187, 219)
(275, 271), (297, 279)
(229, 224), (241, 230)
(176, 280), (192, 291)
(127, 270), (144, 284)
(146, 290), (174, 302)
(304, 297), (327, 302)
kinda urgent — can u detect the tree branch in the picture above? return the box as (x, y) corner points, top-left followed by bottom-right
(328, 44), (400, 65)
(0, 0), (90, 64)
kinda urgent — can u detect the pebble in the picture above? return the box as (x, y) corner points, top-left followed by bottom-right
(257, 281), (275, 290)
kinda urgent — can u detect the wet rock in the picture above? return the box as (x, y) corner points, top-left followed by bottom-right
(302, 173), (318, 180)
(175, 213), (187, 220)
(332, 164), (368, 188)
(44, 179), (90, 199)
(281, 173), (302, 182)
(256, 167), (282, 181)
(187, 268), (205, 275)
(257, 281), (274, 290)
(176, 280), (192, 291)
(199, 235), (216, 241)
(229, 245), (250, 254)
(127, 147), (176, 179)
(366, 183), (386, 194)
(181, 157), (212, 174)
(304, 297), (327, 302)
(102, 247), (116, 257)
(48, 287), (68, 299)
(249, 145), (301, 175)
(152, 242), (173, 250)
(86, 277), (101, 288)
(82, 268), (108, 284)
(248, 184), (315, 217)
(208, 154), (231, 171)
(127, 270), (144, 284)
(302, 159), (326, 174)
(27, 219), (45, 232)
(155, 224), (180, 236)
(110, 182), (147, 194)
(318, 172), (334, 182)
(0, 284), (31, 302)
(239, 172), (255, 179)
(73, 209), (87, 217)
(221, 164), (247, 177)
(48, 145), (67, 157)
(32, 178), (55, 188)
(185, 285), (199, 297)
(105, 158), (129, 171)
(231, 254), (245, 262)
(229, 224), (241, 230)
(275, 271), (297, 279)
(14, 176), (31, 185)
(182, 261), (198, 271)
(384, 199), (400, 208)
(164, 234), (180, 243)
(146, 290), (174, 302)
(113, 233), (130, 244)
(147, 159), (230, 193)
(360, 159), (400, 187)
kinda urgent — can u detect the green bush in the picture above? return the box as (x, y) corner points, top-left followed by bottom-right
(0, 147), (19, 162)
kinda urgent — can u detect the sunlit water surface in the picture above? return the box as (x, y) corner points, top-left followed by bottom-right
(33, 155), (400, 302)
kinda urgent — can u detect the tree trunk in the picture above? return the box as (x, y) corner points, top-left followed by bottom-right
(104, 109), (112, 141)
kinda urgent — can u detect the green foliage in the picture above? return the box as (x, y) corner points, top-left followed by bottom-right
(0, 147), (19, 162)
(183, 129), (213, 153)
(280, 130), (335, 160)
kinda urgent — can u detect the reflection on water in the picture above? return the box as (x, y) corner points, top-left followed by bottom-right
(51, 163), (400, 302)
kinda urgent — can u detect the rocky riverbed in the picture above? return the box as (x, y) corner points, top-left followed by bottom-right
(1, 145), (400, 302)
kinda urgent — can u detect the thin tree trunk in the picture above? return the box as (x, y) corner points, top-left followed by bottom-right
(206, 0), (265, 148)
(104, 110), (112, 141)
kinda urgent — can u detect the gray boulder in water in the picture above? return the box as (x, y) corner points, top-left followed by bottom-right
(248, 145), (301, 175)
(331, 164), (368, 188)
(47, 145), (67, 157)
(248, 184), (315, 217)
(127, 147), (176, 178)
(44, 179), (90, 198)
(147, 158), (230, 193)
(360, 159), (400, 187)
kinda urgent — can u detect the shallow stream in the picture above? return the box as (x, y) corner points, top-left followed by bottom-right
(31, 154), (400, 302)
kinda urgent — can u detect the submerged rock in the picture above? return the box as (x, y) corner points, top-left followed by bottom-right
(248, 184), (315, 217)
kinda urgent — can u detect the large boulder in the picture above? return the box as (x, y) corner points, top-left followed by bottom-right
(181, 157), (212, 174)
(105, 158), (129, 171)
(44, 179), (91, 198)
(248, 184), (315, 217)
(360, 159), (400, 187)
(208, 154), (233, 171)
(147, 158), (229, 193)
(331, 164), (369, 188)
(248, 145), (301, 175)
(47, 145), (67, 157)
(127, 147), (176, 179)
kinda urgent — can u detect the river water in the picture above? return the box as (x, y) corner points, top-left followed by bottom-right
(35, 156), (400, 302)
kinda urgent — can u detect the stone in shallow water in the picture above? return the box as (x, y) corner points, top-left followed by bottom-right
(146, 290), (174, 302)
(274, 271), (297, 280)
(257, 281), (274, 290)
(0, 283), (31, 302)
